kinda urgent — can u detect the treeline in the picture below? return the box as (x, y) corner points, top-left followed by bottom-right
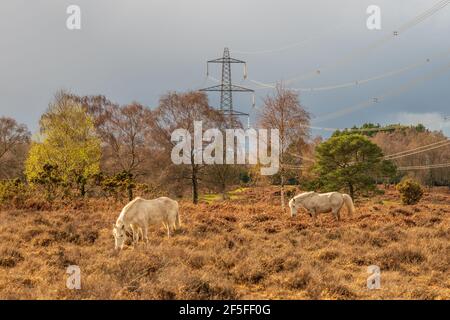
(0, 87), (448, 208)
(0, 87), (312, 208)
(371, 126), (450, 187)
(0, 90), (246, 205)
(333, 122), (450, 186)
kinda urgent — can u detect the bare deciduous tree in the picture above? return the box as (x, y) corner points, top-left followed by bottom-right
(152, 91), (225, 204)
(258, 84), (310, 210)
(0, 117), (30, 179)
(68, 93), (155, 177)
(100, 103), (154, 176)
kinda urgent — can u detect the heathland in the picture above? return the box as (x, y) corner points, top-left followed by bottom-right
(0, 186), (448, 300)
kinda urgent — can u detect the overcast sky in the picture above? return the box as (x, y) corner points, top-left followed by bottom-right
(1, 0), (449, 137)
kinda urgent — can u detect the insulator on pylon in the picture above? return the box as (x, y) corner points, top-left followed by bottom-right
(252, 93), (256, 108)
(206, 63), (209, 77)
(243, 63), (248, 80)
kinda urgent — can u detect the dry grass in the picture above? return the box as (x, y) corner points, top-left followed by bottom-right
(0, 187), (449, 300)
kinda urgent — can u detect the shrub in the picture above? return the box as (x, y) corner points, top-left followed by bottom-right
(396, 179), (424, 205)
(180, 277), (238, 300)
(0, 249), (24, 268)
(99, 171), (136, 201)
(0, 179), (28, 206)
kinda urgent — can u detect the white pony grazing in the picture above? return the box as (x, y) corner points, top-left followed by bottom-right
(113, 197), (181, 250)
(288, 191), (355, 221)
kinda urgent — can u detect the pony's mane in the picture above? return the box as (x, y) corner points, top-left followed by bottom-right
(122, 197), (143, 211)
(293, 191), (316, 201)
(117, 197), (144, 223)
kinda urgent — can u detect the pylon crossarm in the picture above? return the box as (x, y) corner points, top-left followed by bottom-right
(221, 110), (249, 116)
(230, 85), (254, 92)
(200, 85), (254, 92)
(199, 85), (224, 92)
(207, 58), (246, 64)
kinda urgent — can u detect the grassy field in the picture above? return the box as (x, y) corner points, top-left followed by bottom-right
(0, 187), (449, 300)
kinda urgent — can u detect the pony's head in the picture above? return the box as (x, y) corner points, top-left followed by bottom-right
(289, 192), (316, 217)
(288, 198), (298, 217)
(112, 223), (126, 250)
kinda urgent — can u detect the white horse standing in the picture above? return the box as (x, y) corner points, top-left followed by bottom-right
(288, 191), (355, 221)
(113, 197), (181, 250)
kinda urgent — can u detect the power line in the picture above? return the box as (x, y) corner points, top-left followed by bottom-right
(384, 139), (450, 159)
(285, 151), (316, 163)
(289, 0), (450, 84)
(231, 24), (346, 55)
(283, 139), (450, 170)
(297, 124), (413, 133)
(386, 142), (450, 160)
(397, 0), (450, 33)
(282, 164), (308, 170)
(250, 0), (450, 87)
(250, 49), (450, 92)
(398, 163), (450, 170)
(313, 60), (450, 123)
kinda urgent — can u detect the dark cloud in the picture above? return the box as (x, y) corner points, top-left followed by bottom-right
(0, 0), (449, 136)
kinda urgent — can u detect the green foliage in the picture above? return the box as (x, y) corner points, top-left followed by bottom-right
(314, 134), (388, 199)
(0, 179), (27, 204)
(332, 123), (428, 137)
(396, 178), (424, 205)
(269, 169), (299, 186)
(28, 163), (62, 200)
(239, 171), (251, 184)
(378, 160), (402, 185)
(99, 171), (136, 201)
(415, 123), (426, 133)
(25, 96), (101, 197)
(332, 123), (384, 137)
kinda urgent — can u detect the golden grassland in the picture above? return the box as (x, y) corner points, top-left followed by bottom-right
(0, 187), (449, 300)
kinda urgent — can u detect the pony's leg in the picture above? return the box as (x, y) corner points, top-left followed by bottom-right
(166, 223), (171, 238)
(310, 210), (317, 222)
(130, 225), (138, 245)
(143, 226), (149, 244)
(136, 227), (141, 244)
(333, 209), (341, 221)
(139, 228), (144, 244)
(136, 226), (142, 243)
(162, 222), (171, 238)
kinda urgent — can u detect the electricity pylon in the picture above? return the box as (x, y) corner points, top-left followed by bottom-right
(200, 48), (254, 123)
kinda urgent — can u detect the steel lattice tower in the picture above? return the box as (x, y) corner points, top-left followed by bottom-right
(200, 48), (254, 119)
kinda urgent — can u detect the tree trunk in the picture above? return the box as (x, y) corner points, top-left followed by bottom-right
(348, 183), (355, 200)
(192, 166), (199, 204)
(221, 182), (228, 200)
(80, 181), (86, 197)
(127, 184), (133, 201)
(280, 174), (285, 211)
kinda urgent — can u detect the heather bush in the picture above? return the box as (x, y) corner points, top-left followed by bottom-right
(396, 179), (424, 205)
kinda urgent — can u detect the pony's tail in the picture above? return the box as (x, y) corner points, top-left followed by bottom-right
(342, 194), (355, 217)
(174, 206), (181, 230)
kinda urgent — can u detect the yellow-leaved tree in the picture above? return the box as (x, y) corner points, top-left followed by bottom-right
(25, 91), (101, 198)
